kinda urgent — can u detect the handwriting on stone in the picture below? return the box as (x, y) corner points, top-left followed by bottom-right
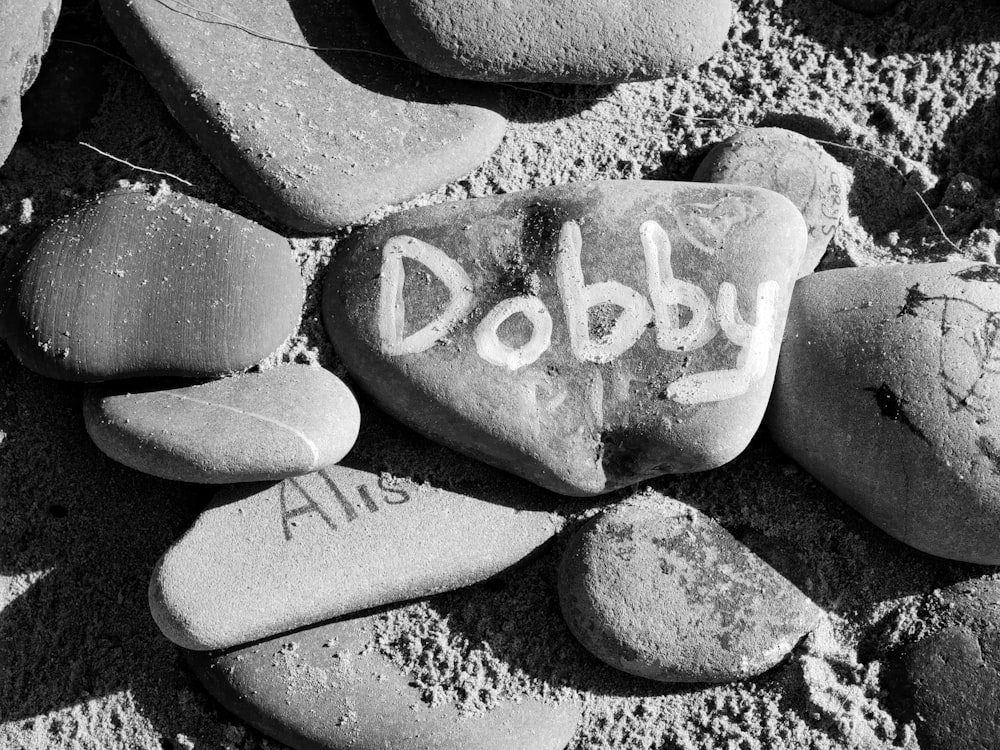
(376, 217), (779, 406)
(280, 472), (412, 541)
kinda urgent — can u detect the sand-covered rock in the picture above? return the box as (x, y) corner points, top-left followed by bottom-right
(324, 181), (806, 496)
(768, 263), (1000, 564)
(150, 466), (560, 650)
(0, 188), (303, 381)
(695, 127), (849, 276)
(99, 0), (506, 231)
(185, 608), (582, 750)
(83, 366), (360, 482)
(371, 0), (733, 84)
(557, 496), (822, 682)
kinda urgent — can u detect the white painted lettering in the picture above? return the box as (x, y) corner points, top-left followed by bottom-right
(474, 295), (553, 371)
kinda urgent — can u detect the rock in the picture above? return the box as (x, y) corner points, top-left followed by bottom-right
(20, 41), (107, 141)
(185, 608), (582, 750)
(150, 465), (559, 650)
(83, 366), (360, 483)
(887, 579), (1000, 750)
(829, 0), (899, 14)
(323, 180), (806, 496)
(0, 188), (303, 381)
(0, 0), (60, 165)
(371, 0), (732, 84)
(767, 262), (1000, 564)
(98, 0), (506, 232)
(557, 495), (822, 683)
(694, 128), (848, 277)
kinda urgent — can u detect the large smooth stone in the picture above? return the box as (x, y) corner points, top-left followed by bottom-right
(0, 189), (303, 381)
(0, 0), (59, 166)
(694, 128), (849, 277)
(84, 366), (360, 483)
(768, 262), (1000, 564)
(371, 0), (732, 84)
(151, 465), (559, 650)
(887, 579), (1000, 750)
(557, 496), (822, 682)
(186, 609), (582, 750)
(99, 0), (506, 232)
(323, 181), (806, 496)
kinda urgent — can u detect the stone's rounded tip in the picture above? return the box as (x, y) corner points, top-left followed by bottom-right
(768, 262), (1000, 564)
(557, 496), (822, 683)
(372, 0), (733, 84)
(4, 189), (303, 382)
(695, 127), (848, 277)
(148, 552), (221, 652)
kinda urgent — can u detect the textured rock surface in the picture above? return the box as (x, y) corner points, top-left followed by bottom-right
(186, 608), (582, 750)
(557, 496), (822, 682)
(0, 0), (59, 165)
(84, 366), (360, 482)
(371, 0), (732, 84)
(99, 0), (506, 231)
(887, 578), (1000, 750)
(150, 465), (560, 650)
(768, 262), (1000, 564)
(324, 180), (806, 496)
(694, 127), (848, 276)
(1, 188), (303, 381)
(830, 0), (899, 14)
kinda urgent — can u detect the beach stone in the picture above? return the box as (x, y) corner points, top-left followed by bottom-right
(694, 128), (848, 277)
(768, 262), (1000, 564)
(99, 0), (506, 232)
(371, 0), (732, 84)
(83, 366), (360, 483)
(323, 180), (806, 496)
(186, 608), (582, 750)
(0, 0), (60, 165)
(150, 465), (560, 650)
(0, 188), (303, 381)
(887, 579), (1000, 750)
(557, 495), (822, 682)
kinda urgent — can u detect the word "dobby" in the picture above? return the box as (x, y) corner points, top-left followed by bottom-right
(377, 220), (779, 406)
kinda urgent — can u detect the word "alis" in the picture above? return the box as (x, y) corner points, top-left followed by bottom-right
(280, 472), (411, 541)
(377, 219), (780, 406)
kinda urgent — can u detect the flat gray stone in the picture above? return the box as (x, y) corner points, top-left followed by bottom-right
(372, 0), (733, 84)
(557, 495), (822, 682)
(768, 262), (1000, 564)
(84, 366), (360, 483)
(99, 0), (506, 231)
(151, 465), (560, 650)
(186, 608), (582, 750)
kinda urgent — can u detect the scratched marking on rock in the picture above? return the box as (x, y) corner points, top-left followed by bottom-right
(280, 471), (412, 541)
(375, 208), (779, 407)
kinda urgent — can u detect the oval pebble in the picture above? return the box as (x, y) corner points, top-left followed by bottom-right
(83, 366), (360, 483)
(185, 607), (582, 750)
(557, 495), (822, 683)
(767, 262), (1000, 563)
(694, 127), (848, 277)
(0, 189), (304, 381)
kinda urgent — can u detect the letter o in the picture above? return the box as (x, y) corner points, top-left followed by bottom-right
(474, 295), (553, 371)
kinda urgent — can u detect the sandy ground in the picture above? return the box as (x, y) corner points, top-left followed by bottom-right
(3, 0), (1000, 748)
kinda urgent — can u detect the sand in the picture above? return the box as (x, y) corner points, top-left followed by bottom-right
(2, 0), (1000, 748)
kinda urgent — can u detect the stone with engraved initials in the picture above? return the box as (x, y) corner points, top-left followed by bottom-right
(694, 127), (849, 277)
(149, 465), (560, 650)
(185, 607), (582, 750)
(83, 366), (360, 483)
(323, 180), (807, 496)
(768, 262), (1000, 564)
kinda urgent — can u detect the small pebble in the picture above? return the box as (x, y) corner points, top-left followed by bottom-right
(557, 495), (822, 682)
(83, 366), (360, 482)
(1, 188), (303, 381)
(694, 127), (849, 276)
(768, 262), (1000, 563)
(150, 465), (560, 650)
